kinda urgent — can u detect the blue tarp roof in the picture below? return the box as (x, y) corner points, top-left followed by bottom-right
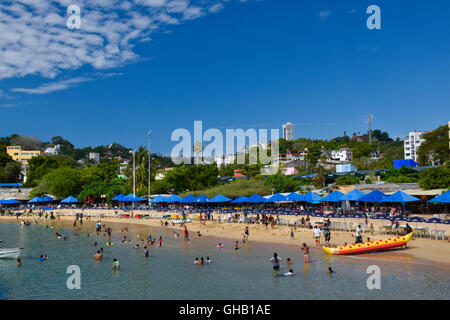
(302, 192), (322, 203)
(428, 191), (450, 204)
(112, 194), (126, 201)
(166, 194), (183, 203)
(321, 190), (345, 202)
(246, 194), (267, 203)
(358, 190), (387, 203)
(285, 192), (304, 202)
(265, 193), (287, 202)
(209, 195), (232, 203)
(341, 189), (366, 201)
(231, 196), (248, 204)
(0, 199), (21, 204)
(61, 196), (79, 203)
(0, 183), (22, 187)
(381, 191), (421, 204)
(195, 195), (210, 203)
(180, 195), (197, 203)
(393, 159), (418, 169)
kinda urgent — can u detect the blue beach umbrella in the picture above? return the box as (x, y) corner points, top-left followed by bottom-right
(246, 194), (267, 204)
(41, 196), (54, 202)
(195, 195), (210, 203)
(180, 195), (197, 203)
(380, 191), (421, 204)
(151, 195), (168, 203)
(166, 194), (183, 203)
(209, 195), (232, 203)
(359, 190), (387, 203)
(61, 196), (79, 203)
(265, 193), (287, 203)
(112, 194), (126, 201)
(341, 189), (366, 201)
(122, 194), (147, 202)
(302, 192), (322, 204)
(285, 192), (304, 202)
(321, 191), (345, 202)
(28, 196), (43, 203)
(428, 191), (450, 203)
(231, 196), (248, 204)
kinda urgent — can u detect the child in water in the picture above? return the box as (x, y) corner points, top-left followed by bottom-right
(112, 258), (120, 270)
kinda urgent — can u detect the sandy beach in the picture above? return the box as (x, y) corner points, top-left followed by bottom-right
(1, 210), (450, 267)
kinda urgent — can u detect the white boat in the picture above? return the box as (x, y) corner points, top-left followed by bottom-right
(172, 219), (192, 224)
(0, 248), (23, 259)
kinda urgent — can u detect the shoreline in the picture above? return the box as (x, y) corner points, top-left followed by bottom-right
(1, 214), (450, 268)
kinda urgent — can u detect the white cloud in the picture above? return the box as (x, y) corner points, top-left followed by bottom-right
(11, 77), (94, 95)
(319, 10), (332, 20)
(0, 0), (237, 82)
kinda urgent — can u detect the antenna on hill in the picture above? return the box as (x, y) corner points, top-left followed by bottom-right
(366, 114), (373, 144)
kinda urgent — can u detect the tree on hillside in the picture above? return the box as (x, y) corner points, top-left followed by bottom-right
(0, 162), (22, 183)
(418, 163), (450, 190)
(417, 125), (450, 166)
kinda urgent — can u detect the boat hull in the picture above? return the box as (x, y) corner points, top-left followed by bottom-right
(322, 233), (413, 255)
(0, 248), (22, 259)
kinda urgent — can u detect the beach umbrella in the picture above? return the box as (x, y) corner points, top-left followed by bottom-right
(265, 193), (287, 203)
(302, 192), (322, 204)
(41, 196), (54, 202)
(381, 191), (421, 204)
(341, 189), (366, 201)
(112, 194), (126, 201)
(209, 195), (232, 203)
(285, 192), (304, 202)
(28, 196), (43, 203)
(231, 196), (248, 204)
(359, 190), (387, 203)
(321, 190), (345, 202)
(3, 199), (20, 204)
(180, 195), (197, 203)
(166, 194), (183, 203)
(246, 194), (267, 203)
(122, 194), (147, 202)
(151, 195), (168, 203)
(61, 196), (79, 203)
(44, 207), (55, 211)
(428, 191), (450, 203)
(195, 195), (210, 203)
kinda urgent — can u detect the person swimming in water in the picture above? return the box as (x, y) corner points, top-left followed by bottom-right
(17, 258), (22, 267)
(38, 255), (45, 261)
(133, 244), (140, 249)
(200, 257), (204, 265)
(279, 269), (294, 277)
(144, 246), (149, 257)
(112, 258), (120, 270)
(328, 267), (334, 273)
(94, 250), (103, 260)
(234, 241), (239, 251)
(193, 257), (201, 265)
(206, 257), (212, 263)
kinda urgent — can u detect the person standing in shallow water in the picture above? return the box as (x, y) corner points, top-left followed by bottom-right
(269, 252), (281, 270)
(301, 243), (309, 263)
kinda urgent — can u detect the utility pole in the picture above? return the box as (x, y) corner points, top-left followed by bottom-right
(129, 150), (136, 198)
(147, 130), (151, 207)
(367, 114), (373, 144)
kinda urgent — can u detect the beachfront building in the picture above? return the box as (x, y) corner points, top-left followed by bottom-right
(329, 148), (353, 162)
(44, 144), (61, 156)
(282, 122), (295, 141)
(215, 154), (236, 168)
(403, 130), (433, 162)
(89, 152), (100, 164)
(6, 146), (42, 165)
(369, 150), (383, 160)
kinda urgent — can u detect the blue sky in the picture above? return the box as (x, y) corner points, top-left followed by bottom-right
(1, 0), (449, 155)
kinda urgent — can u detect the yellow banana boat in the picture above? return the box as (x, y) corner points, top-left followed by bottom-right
(322, 232), (413, 255)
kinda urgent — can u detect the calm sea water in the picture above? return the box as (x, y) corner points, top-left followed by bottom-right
(0, 221), (449, 300)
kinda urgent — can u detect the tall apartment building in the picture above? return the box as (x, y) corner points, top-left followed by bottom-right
(282, 122), (295, 141)
(404, 131), (426, 162)
(6, 146), (42, 165)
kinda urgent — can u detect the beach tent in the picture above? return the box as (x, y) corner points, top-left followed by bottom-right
(380, 191), (421, 204)
(321, 190), (345, 202)
(285, 192), (304, 202)
(28, 196), (44, 203)
(231, 196), (248, 204)
(209, 195), (232, 203)
(195, 195), (210, 203)
(341, 189), (366, 201)
(166, 194), (183, 203)
(112, 194), (126, 201)
(61, 196), (79, 203)
(246, 194), (267, 203)
(359, 190), (387, 203)
(428, 190), (450, 203)
(265, 193), (287, 203)
(302, 192), (322, 204)
(0, 199), (20, 204)
(180, 195), (197, 203)
(151, 195), (168, 203)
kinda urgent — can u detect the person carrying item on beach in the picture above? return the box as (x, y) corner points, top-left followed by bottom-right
(313, 225), (321, 247)
(112, 258), (120, 270)
(301, 243), (309, 263)
(269, 252), (281, 270)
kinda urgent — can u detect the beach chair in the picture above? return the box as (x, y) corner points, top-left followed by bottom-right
(342, 222), (347, 232)
(347, 222), (353, 232)
(336, 222), (342, 231)
(430, 229), (439, 240)
(439, 230), (446, 240)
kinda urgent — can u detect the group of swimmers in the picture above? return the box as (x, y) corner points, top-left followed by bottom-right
(193, 257), (212, 264)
